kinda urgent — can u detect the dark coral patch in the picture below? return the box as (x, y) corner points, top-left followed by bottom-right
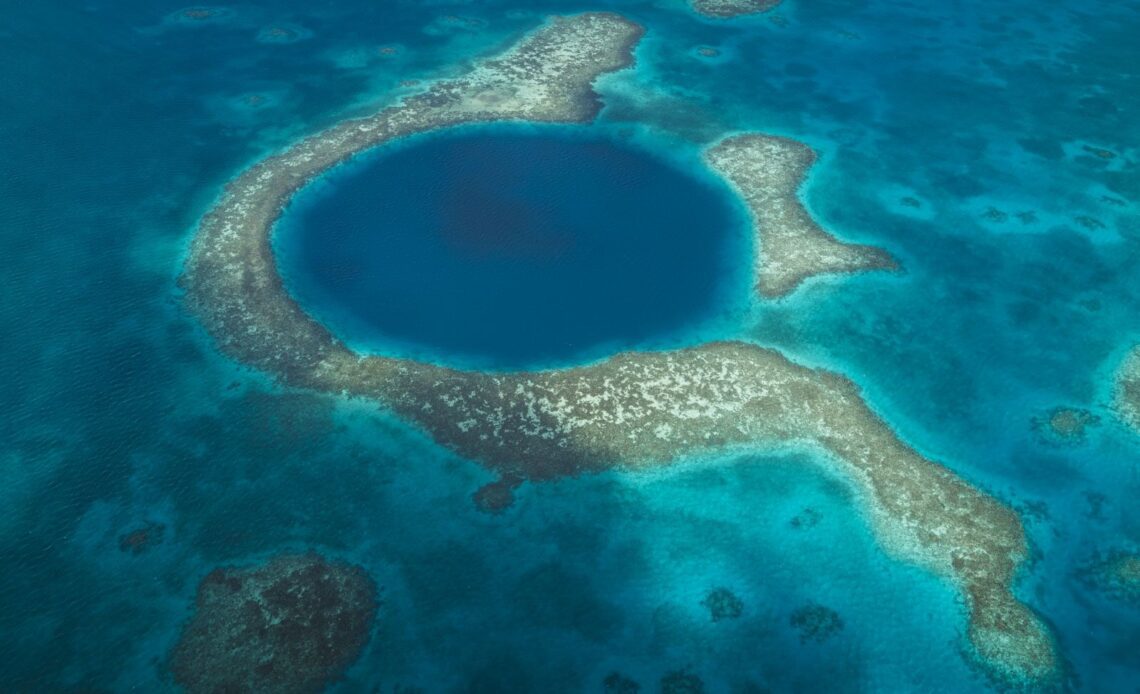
(118, 521), (166, 555)
(789, 507), (822, 529)
(701, 586), (744, 621)
(789, 602), (843, 643)
(604, 671), (642, 693)
(981, 207), (1009, 223)
(661, 669), (705, 693)
(1030, 406), (1099, 446)
(180, 7), (219, 21)
(473, 474), (523, 514)
(1073, 215), (1106, 232)
(164, 6), (236, 27)
(1081, 145), (1117, 160)
(691, 0), (781, 19)
(1076, 550), (1140, 605)
(169, 553), (377, 694)
(256, 24), (312, 44)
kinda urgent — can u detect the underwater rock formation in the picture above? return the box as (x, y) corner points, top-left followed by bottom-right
(169, 553), (377, 694)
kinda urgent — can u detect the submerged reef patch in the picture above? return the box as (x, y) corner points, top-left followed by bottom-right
(661, 669), (705, 693)
(165, 6), (235, 27)
(1114, 347), (1140, 432)
(169, 553), (378, 694)
(789, 506), (822, 529)
(603, 671), (642, 693)
(118, 520), (166, 555)
(472, 473), (523, 515)
(1076, 550), (1140, 605)
(690, 0), (781, 19)
(704, 135), (899, 298)
(789, 602), (843, 643)
(180, 12), (1058, 686)
(1031, 406), (1100, 446)
(702, 587), (744, 621)
(256, 24), (313, 44)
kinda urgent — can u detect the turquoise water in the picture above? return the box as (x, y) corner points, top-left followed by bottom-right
(2, 0), (1138, 691)
(275, 126), (750, 369)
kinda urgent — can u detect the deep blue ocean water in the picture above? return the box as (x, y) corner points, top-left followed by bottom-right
(275, 126), (750, 369)
(1, 0), (1138, 692)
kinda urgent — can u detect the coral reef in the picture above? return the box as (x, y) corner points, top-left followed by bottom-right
(1082, 491), (1107, 521)
(180, 8), (218, 21)
(169, 553), (377, 694)
(789, 602), (843, 643)
(690, 0), (781, 19)
(1077, 550), (1140, 605)
(704, 134), (898, 297)
(1073, 215), (1106, 231)
(982, 207), (1009, 223)
(1031, 406), (1100, 446)
(790, 507), (822, 529)
(604, 671), (642, 693)
(1114, 347), (1140, 432)
(661, 669), (705, 693)
(118, 520), (166, 555)
(472, 474), (523, 514)
(702, 587), (744, 621)
(1081, 145), (1117, 160)
(165, 6), (234, 26)
(256, 24), (312, 44)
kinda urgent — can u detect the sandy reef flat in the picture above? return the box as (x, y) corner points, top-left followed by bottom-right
(690, 0), (782, 19)
(181, 12), (1059, 687)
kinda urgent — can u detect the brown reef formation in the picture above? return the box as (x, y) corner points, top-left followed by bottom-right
(1114, 346), (1140, 432)
(690, 0), (782, 19)
(180, 12), (1057, 686)
(169, 553), (377, 694)
(705, 135), (898, 297)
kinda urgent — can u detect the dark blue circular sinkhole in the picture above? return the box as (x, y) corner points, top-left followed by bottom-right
(274, 126), (749, 369)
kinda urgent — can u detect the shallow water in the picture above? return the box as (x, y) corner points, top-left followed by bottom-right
(1, 0), (1138, 691)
